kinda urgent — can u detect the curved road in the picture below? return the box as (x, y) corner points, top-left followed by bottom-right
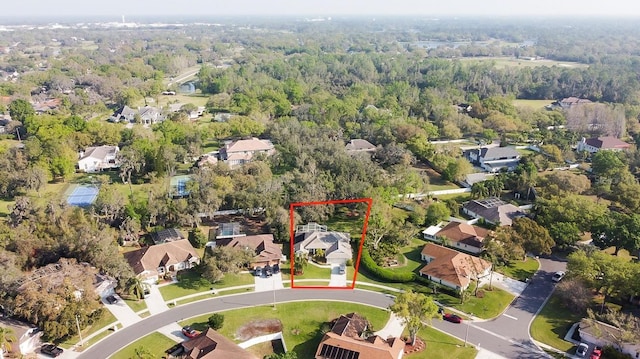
(81, 256), (567, 359)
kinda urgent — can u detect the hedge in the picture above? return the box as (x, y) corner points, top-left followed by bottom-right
(360, 248), (415, 283)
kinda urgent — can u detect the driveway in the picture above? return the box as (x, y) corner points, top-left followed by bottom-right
(145, 284), (170, 315)
(328, 264), (347, 287)
(374, 313), (406, 339)
(156, 322), (187, 343)
(480, 272), (528, 296)
(254, 272), (284, 292)
(101, 294), (141, 328)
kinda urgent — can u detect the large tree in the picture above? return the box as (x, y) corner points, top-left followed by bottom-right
(389, 290), (439, 346)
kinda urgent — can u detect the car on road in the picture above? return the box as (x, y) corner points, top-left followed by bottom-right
(182, 326), (199, 338)
(576, 342), (589, 357)
(551, 271), (566, 283)
(590, 346), (602, 359)
(254, 267), (263, 277)
(443, 313), (462, 323)
(105, 295), (118, 304)
(41, 344), (64, 357)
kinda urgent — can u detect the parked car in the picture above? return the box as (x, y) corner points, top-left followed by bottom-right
(182, 326), (199, 338)
(338, 264), (346, 274)
(273, 264), (280, 273)
(264, 267), (273, 277)
(576, 342), (589, 357)
(443, 313), (462, 323)
(590, 346), (602, 359)
(254, 267), (263, 277)
(41, 344), (64, 357)
(551, 271), (565, 283)
(105, 295), (118, 304)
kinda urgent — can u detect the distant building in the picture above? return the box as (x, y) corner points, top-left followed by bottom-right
(219, 137), (275, 167)
(576, 136), (631, 153)
(214, 234), (284, 269)
(558, 97), (592, 108)
(345, 139), (376, 153)
(466, 146), (520, 173)
(462, 197), (526, 226)
(423, 221), (490, 254)
(77, 145), (120, 173)
(109, 105), (136, 123)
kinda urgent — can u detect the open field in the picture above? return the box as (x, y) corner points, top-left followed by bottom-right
(458, 56), (588, 69)
(513, 99), (554, 109)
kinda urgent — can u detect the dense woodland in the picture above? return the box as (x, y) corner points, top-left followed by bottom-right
(1, 16), (640, 341)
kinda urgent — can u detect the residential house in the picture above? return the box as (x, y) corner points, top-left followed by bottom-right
(423, 221), (490, 254)
(150, 228), (185, 245)
(345, 139), (376, 153)
(462, 197), (526, 226)
(219, 137), (275, 167)
(166, 327), (258, 359)
(0, 318), (41, 357)
(138, 105), (163, 126)
(214, 234), (284, 269)
(77, 145), (120, 173)
(466, 146), (520, 173)
(578, 318), (640, 358)
(197, 152), (219, 168)
(30, 98), (61, 114)
(294, 223), (352, 265)
(315, 313), (405, 359)
(109, 105), (137, 123)
(418, 243), (492, 292)
(167, 103), (205, 119)
(123, 239), (200, 284)
(558, 97), (592, 109)
(576, 136), (631, 154)
(170, 175), (192, 198)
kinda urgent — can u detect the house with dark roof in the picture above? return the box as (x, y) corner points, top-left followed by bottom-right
(345, 139), (376, 153)
(315, 313), (405, 359)
(77, 145), (120, 173)
(576, 136), (631, 154)
(214, 234), (284, 269)
(166, 327), (258, 359)
(462, 197), (526, 226)
(123, 239), (199, 283)
(419, 243), (492, 293)
(109, 105), (137, 123)
(150, 228), (185, 245)
(294, 223), (352, 265)
(219, 137), (275, 167)
(466, 146), (520, 173)
(423, 221), (490, 254)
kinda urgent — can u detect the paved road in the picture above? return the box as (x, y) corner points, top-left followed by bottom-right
(80, 256), (568, 359)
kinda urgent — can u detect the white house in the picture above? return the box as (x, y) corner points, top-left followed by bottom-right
(578, 318), (640, 358)
(576, 136), (631, 154)
(77, 145), (120, 173)
(294, 223), (352, 265)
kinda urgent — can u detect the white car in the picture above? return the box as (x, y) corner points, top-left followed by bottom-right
(551, 271), (565, 283)
(576, 342), (589, 357)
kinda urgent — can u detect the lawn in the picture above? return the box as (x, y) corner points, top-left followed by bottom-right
(180, 301), (390, 359)
(110, 332), (178, 359)
(159, 270), (254, 301)
(123, 298), (148, 313)
(530, 292), (584, 352)
(58, 310), (118, 349)
(495, 257), (540, 282)
(405, 326), (477, 359)
(513, 99), (554, 109)
(438, 286), (514, 319)
(388, 237), (427, 275)
(283, 262), (332, 283)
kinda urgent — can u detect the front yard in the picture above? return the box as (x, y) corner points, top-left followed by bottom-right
(405, 326), (477, 359)
(110, 332), (177, 359)
(495, 257), (540, 282)
(530, 292), (583, 352)
(437, 286), (514, 319)
(159, 270), (254, 301)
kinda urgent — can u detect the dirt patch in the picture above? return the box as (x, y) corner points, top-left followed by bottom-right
(235, 319), (283, 341)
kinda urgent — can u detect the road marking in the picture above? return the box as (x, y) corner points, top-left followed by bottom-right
(503, 313), (518, 320)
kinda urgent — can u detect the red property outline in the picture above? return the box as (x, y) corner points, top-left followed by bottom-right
(289, 198), (373, 290)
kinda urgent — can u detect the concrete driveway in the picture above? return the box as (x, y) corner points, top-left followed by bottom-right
(374, 313), (406, 339)
(145, 284), (170, 315)
(254, 272), (284, 292)
(101, 294), (141, 328)
(156, 322), (187, 343)
(480, 272), (528, 296)
(328, 264), (347, 287)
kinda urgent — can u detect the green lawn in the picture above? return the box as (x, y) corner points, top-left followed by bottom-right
(180, 301), (390, 359)
(389, 238), (427, 275)
(284, 262), (332, 283)
(513, 99), (554, 109)
(438, 286), (514, 319)
(530, 293), (583, 352)
(58, 310), (118, 349)
(406, 326), (477, 359)
(110, 332), (178, 359)
(495, 258), (540, 282)
(159, 270), (254, 301)
(123, 298), (148, 313)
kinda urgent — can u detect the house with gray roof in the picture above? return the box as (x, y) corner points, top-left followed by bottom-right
(138, 105), (164, 126)
(345, 139), (376, 153)
(466, 146), (520, 173)
(109, 105), (137, 123)
(77, 145), (120, 173)
(294, 223), (352, 265)
(462, 197), (526, 226)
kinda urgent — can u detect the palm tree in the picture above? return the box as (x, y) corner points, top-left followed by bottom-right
(134, 345), (152, 359)
(293, 252), (308, 275)
(0, 327), (17, 359)
(125, 277), (145, 300)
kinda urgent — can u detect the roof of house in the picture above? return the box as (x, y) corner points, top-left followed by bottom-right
(150, 228), (185, 244)
(479, 146), (520, 160)
(180, 327), (258, 359)
(315, 313), (404, 359)
(138, 105), (160, 117)
(123, 239), (198, 276)
(583, 136), (631, 150)
(223, 137), (274, 154)
(113, 105), (136, 117)
(463, 197), (525, 226)
(79, 145), (119, 162)
(0, 318), (41, 356)
(578, 317), (638, 345)
(345, 139), (376, 152)
(215, 234), (282, 263)
(294, 230), (351, 252)
(436, 222), (490, 249)
(560, 97), (592, 105)
(419, 243), (492, 288)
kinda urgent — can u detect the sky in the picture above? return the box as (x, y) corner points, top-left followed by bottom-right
(3, 0), (640, 19)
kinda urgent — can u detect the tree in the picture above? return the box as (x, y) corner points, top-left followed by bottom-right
(389, 290), (439, 346)
(441, 157), (473, 183)
(8, 99), (34, 123)
(208, 313), (224, 330)
(511, 217), (555, 256)
(591, 212), (640, 256)
(293, 252), (308, 275)
(0, 326), (16, 357)
(133, 346), (153, 359)
(554, 278), (592, 314)
(425, 202), (450, 226)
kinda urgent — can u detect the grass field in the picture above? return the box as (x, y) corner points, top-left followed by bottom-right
(58, 310), (118, 349)
(159, 270), (254, 301)
(530, 292), (583, 352)
(495, 258), (540, 282)
(181, 301), (389, 358)
(513, 99), (554, 109)
(110, 332), (177, 359)
(458, 56), (588, 70)
(438, 286), (514, 319)
(405, 326), (477, 359)
(123, 298), (148, 313)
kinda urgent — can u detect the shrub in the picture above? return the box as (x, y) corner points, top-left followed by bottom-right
(361, 248), (415, 283)
(602, 346), (633, 359)
(208, 313), (224, 330)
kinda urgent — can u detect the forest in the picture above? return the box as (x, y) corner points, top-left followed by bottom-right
(1, 15), (640, 342)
